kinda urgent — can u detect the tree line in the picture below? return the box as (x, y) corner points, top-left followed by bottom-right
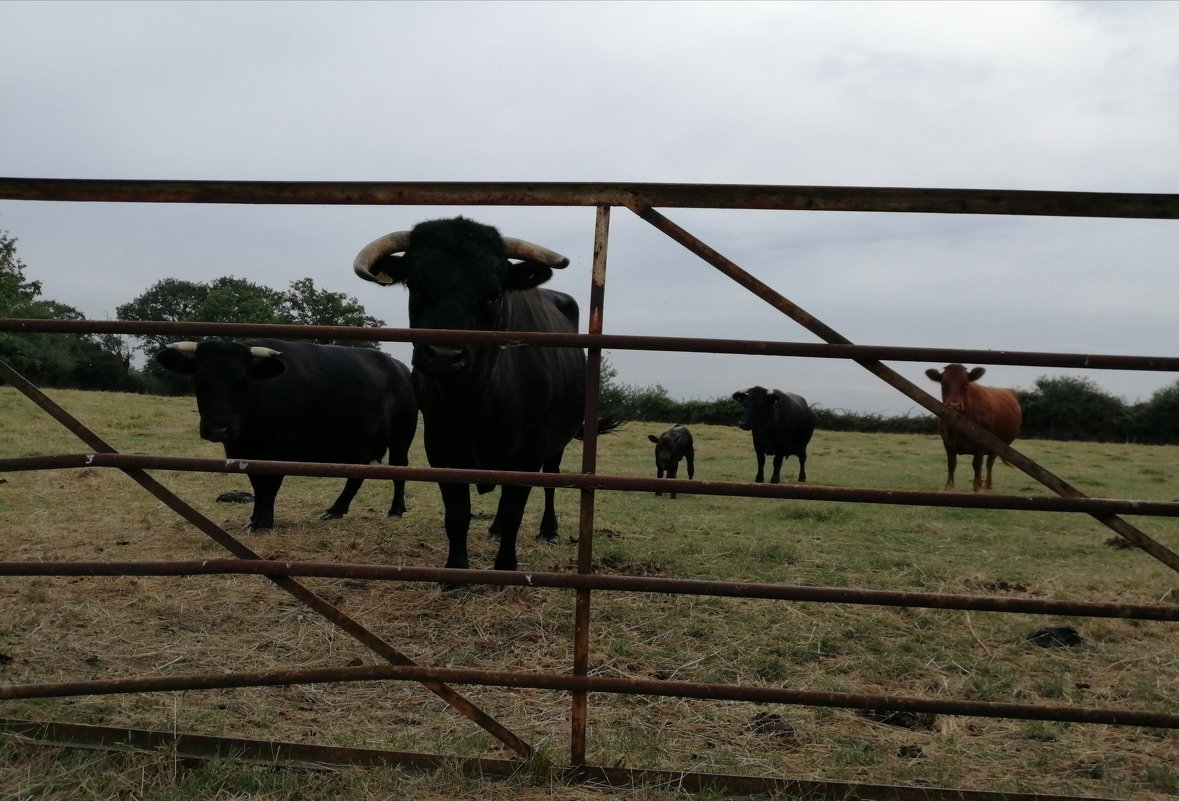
(599, 360), (1179, 445)
(4, 229), (1178, 443)
(0, 229), (383, 394)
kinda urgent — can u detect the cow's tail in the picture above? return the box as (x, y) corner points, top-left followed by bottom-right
(574, 415), (627, 440)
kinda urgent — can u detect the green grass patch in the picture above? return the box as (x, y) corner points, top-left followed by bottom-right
(2, 387), (1178, 800)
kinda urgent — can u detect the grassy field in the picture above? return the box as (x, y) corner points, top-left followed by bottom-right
(1, 386), (1177, 801)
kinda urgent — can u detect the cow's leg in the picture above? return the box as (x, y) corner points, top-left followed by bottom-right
(537, 452), (562, 542)
(322, 478), (364, 520)
(769, 454), (785, 484)
(246, 474), (283, 532)
(439, 481), (472, 571)
(491, 484), (531, 571)
(944, 450), (957, 491)
(984, 454), (998, 490)
(796, 448), (808, 482)
(971, 454), (986, 492)
(387, 441), (411, 517)
(654, 463), (664, 497)
(686, 448), (695, 481)
(754, 448), (766, 483)
(667, 461), (678, 500)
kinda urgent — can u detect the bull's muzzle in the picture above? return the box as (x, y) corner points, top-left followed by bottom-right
(414, 344), (471, 378)
(199, 422), (235, 443)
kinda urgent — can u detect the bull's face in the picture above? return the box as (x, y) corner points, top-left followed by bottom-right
(156, 341), (286, 443)
(403, 243), (511, 379)
(732, 386), (777, 431)
(352, 217), (569, 381)
(925, 364), (986, 411)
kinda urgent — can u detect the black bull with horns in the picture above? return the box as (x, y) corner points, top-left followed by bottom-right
(156, 338), (417, 532)
(353, 216), (621, 572)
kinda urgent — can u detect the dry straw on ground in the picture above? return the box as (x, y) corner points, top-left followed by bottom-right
(1, 387), (1177, 800)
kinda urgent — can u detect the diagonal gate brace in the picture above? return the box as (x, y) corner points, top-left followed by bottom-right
(628, 203), (1179, 576)
(0, 358), (532, 758)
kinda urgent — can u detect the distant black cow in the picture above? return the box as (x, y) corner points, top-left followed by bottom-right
(732, 386), (815, 483)
(353, 216), (621, 572)
(648, 424), (694, 499)
(157, 338), (417, 531)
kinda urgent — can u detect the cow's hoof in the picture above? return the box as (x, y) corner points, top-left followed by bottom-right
(320, 511), (345, 521)
(387, 510), (405, 519)
(536, 532), (559, 545)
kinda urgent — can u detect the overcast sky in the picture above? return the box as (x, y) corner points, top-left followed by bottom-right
(2, 0), (1177, 415)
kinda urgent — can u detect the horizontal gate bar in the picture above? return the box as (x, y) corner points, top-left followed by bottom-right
(2, 558), (1176, 621)
(3, 178), (1179, 219)
(4, 663), (1177, 729)
(0, 357), (534, 758)
(5, 180), (1176, 801)
(0, 719), (1106, 801)
(3, 317), (1179, 372)
(3, 452), (1177, 518)
(631, 203), (1179, 578)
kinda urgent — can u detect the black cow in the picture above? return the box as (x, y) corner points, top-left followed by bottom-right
(157, 338), (417, 531)
(732, 386), (815, 483)
(648, 424), (694, 499)
(353, 216), (620, 572)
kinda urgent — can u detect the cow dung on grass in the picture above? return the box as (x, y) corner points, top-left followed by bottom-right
(1028, 626), (1084, 648)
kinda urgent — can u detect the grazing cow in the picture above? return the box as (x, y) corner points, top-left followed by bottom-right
(648, 424), (694, 499)
(352, 216), (621, 572)
(925, 364), (1022, 491)
(732, 386), (815, 483)
(157, 338), (417, 531)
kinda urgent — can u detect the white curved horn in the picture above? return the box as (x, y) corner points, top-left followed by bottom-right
(353, 230), (412, 284)
(165, 341), (199, 352)
(249, 346), (282, 358)
(502, 236), (570, 268)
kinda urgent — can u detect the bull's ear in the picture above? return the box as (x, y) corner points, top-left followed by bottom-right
(925, 368), (943, 383)
(648, 434), (660, 443)
(502, 261), (554, 291)
(370, 254), (408, 286)
(968, 367), (987, 382)
(732, 391), (747, 402)
(156, 345), (198, 375)
(248, 355), (286, 381)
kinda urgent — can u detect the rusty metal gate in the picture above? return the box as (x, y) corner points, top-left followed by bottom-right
(2, 179), (1178, 800)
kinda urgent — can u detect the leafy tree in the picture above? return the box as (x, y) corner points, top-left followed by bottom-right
(93, 332), (134, 368)
(118, 274), (385, 392)
(0, 230), (39, 309)
(1129, 379), (1179, 444)
(119, 275), (384, 356)
(598, 353), (624, 411)
(1, 229), (143, 391)
(1017, 375), (1129, 441)
(197, 276), (288, 326)
(281, 277), (384, 345)
(115, 278), (213, 360)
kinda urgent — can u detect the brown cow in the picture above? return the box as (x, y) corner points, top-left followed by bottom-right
(925, 364), (1022, 492)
